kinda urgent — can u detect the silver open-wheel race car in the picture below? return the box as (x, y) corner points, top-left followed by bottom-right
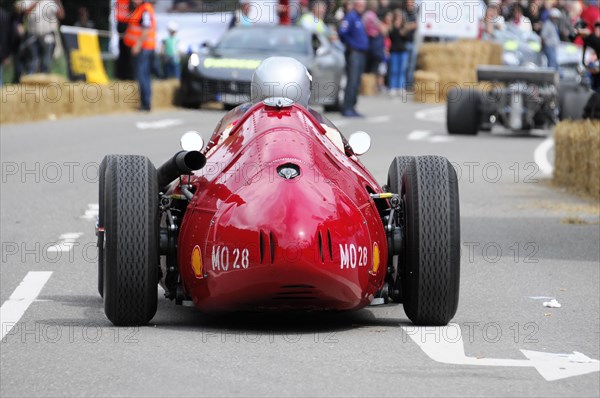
(446, 65), (594, 135)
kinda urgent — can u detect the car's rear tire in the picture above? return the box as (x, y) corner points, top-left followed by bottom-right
(401, 156), (460, 326)
(557, 82), (578, 120)
(324, 73), (346, 113)
(562, 89), (593, 120)
(103, 155), (159, 326)
(97, 155), (118, 298)
(447, 87), (481, 135)
(182, 99), (201, 109)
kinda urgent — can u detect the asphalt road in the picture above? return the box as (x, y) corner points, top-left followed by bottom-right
(1, 96), (599, 397)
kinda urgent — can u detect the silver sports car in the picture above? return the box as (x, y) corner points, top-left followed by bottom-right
(180, 25), (346, 112)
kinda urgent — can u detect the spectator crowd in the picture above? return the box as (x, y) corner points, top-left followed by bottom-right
(1, 0), (599, 114)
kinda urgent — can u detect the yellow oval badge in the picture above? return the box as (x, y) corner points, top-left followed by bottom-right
(191, 245), (203, 277)
(372, 242), (380, 274)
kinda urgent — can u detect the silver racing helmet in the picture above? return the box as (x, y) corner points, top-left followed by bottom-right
(250, 57), (312, 108)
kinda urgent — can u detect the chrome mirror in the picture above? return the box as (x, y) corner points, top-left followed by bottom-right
(180, 131), (204, 151)
(348, 131), (371, 156)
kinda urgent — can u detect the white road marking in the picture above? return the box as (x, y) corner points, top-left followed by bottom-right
(331, 115), (390, 128)
(1, 271), (53, 341)
(408, 130), (433, 141)
(80, 203), (99, 221)
(534, 137), (554, 176)
(46, 233), (84, 253)
(366, 115), (391, 123)
(428, 135), (454, 143)
(136, 119), (184, 130)
(407, 130), (454, 143)
(403, 324), (600, 381)
(415, 106), (446, 124)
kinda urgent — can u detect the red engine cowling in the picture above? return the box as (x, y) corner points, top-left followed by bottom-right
(176, 103), (387, 312)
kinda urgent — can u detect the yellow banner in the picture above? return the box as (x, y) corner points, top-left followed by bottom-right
(68, 30), (109, 84)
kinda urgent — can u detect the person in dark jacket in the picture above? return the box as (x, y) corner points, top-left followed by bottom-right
(0, 8), (10, 86)
(388, 10), (408, 97)
(338, 0), (369, 117)
(579, 22), (600, 94)
(9, 3), (28, 83)
(402, 0), (418, 90)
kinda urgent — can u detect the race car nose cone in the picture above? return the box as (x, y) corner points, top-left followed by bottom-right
(209, 166), (371, 268)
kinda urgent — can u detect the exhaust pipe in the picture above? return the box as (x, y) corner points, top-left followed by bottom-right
(157, 150), (206, 192)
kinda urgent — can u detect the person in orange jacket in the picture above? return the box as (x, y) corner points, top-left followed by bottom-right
(124, 0), (156, 111)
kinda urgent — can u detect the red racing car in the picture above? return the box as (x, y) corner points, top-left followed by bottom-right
(97, 59), (460, 328)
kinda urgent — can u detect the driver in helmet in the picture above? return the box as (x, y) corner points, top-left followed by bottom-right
(250, 56), (312, 107)
(208, 57), (345, 152)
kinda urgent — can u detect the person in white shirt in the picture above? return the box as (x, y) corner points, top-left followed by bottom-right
(16, 0), (64, 74)
(540, 8), (562, 70)
(483, 2), (506, 39)
(507, 3), (532, 34)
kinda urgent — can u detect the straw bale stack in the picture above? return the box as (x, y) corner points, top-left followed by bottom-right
(1, 78), (180, 124)
(554, 120), (600, 199)
(414, 40), (503, 103)
(360, 73), (378, 96)
(413, 70), (440, 103)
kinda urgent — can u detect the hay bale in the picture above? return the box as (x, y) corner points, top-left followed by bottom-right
(360, 73), (378, 96)
(20, 73), (68, 85)
(416, 40), (502, 102)
(1, 79), (181, 124)
(1, 82), (70, 123)
(554, 120), (600, 199)
(152, 79), (180, 109)
(413, 70), (441, 103)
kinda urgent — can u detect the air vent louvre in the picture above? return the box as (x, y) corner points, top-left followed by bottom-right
(318, 231), (324, 263)
(269, 231), (276, 264)
(327, 229), (333, 260)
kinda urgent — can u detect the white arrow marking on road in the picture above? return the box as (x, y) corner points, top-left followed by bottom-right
(402, 324), (600, 381)
(534, 137), (554, 176)
(136, 119), (184, 130)
(1, 271), (52, 341)
(80, 203), (99, 221)
(520, 350), (599, 381)
(46, 233), (83, 253)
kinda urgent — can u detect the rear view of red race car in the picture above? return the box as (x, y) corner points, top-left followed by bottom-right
(97, 57), (461, 328)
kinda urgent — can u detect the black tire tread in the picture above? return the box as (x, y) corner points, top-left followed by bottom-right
(103, 155), (159, 326)
(387, 156), (416, 302)
(98, 155), (118, 298)
(562, 90), (593, 121)
(402, 156), (460, 326)
(323, 73), (346, 113)
(447, 88), (481, 135)
(388, 156), (415, 194)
